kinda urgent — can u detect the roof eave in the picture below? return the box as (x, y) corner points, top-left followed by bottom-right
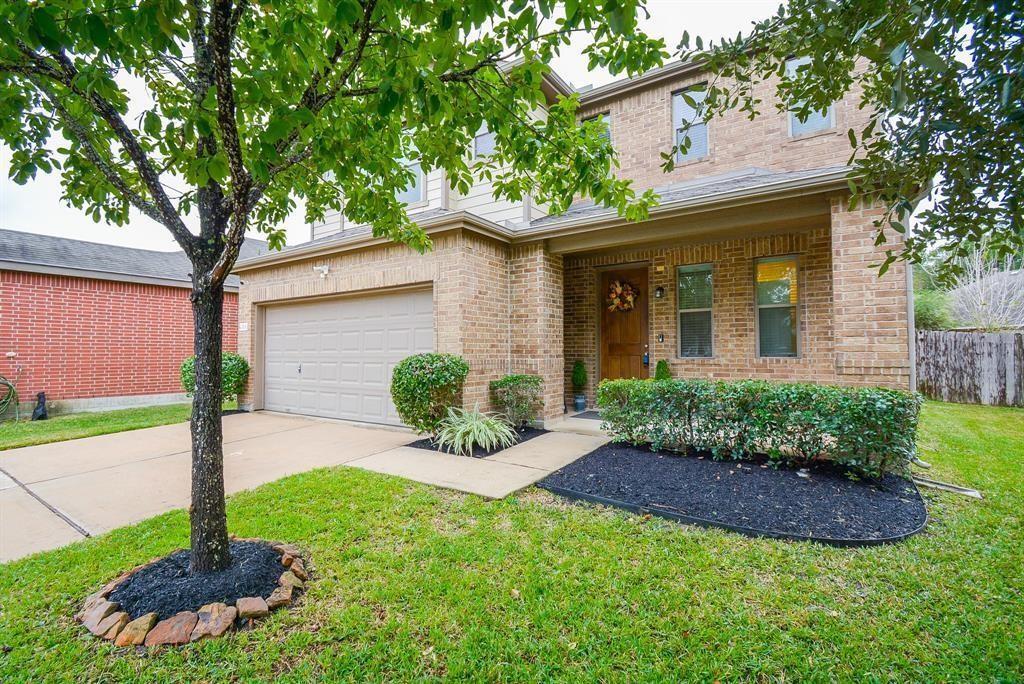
(578, 60), (705, 107)
(0, 260), (238, 291)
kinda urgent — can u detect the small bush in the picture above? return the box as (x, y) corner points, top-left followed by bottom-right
(571, 361), (588, 392)
(654, 359), (672, 381)
(434, 407), (517, 457)
(597, 378), (921, 478)
(915, 289), (954, 330)
(489, 374), (543, 427)
(390, 353), (470, 434)
(180, 352), (250, 401)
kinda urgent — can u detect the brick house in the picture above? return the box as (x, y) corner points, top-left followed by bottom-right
(0, 229), (268, 415)
(233, 60), (915, 427)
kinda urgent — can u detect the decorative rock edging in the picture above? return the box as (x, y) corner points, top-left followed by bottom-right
(76, 540), (308, 648)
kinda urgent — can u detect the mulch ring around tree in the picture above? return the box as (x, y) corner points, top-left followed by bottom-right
(406, 426), (549, 458)
(538, 443), (928, 546)
(76, 539), (309, 648)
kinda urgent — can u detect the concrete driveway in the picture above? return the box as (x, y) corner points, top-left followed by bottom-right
(1, 412), (606, 563)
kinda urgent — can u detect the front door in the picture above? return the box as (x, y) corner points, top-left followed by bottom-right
(599, 266), (649, 380)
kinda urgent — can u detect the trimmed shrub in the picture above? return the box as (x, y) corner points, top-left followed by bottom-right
(596, 378), (921, 478)
(390, 353), (470, 434)
(489, 374), (543, 427)
(571, 360), (588, 392)
(434, 407), (517, 456)
(180, 352), (250, 401)
(654, 359), (672, 381)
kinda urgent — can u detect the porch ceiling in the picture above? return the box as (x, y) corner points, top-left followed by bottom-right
(543, 194), (831, 255)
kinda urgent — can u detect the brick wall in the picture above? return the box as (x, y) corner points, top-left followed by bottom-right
(0, 270), (238, 404)
(578, 65), (870, 192)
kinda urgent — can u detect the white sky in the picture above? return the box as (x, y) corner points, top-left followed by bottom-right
(0, 0), (780, 252)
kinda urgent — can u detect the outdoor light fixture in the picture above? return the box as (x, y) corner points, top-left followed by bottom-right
(312, 264), (330, 279)
(654, 286), (665, 298)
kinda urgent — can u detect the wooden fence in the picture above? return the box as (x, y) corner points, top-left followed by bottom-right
(916, 330), (1024, 406)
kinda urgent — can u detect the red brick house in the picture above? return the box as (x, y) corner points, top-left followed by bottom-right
(0, 229), (268, 416)
(232, 60), (916, 427)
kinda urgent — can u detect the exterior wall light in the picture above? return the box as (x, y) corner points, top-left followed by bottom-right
(654, 286), (665, 299)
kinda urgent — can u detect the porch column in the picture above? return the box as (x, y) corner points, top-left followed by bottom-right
(829, 194), (913, 389)
(509, 244), (565, 420)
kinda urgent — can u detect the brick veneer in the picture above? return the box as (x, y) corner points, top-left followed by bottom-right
(0, 270), (238, 405)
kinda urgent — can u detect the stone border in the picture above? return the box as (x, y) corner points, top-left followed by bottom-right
(76, 539), (308, 647)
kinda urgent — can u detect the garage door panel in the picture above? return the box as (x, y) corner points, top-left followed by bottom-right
(263, 289), (433, 426)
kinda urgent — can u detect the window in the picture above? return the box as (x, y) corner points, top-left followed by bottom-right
(473, 126), (496, 157)
(786, 57), (833, 136)
(755, 257), (799, 357)
(583, 112), (611, 142)
(395, 159), (424, 205)
(672, 87), (708, 162)
(677, 264), (713, 357)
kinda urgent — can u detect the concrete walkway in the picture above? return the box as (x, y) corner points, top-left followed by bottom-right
(1, 412), (605, 563)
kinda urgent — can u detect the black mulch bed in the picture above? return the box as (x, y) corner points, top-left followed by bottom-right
(108, 541), (283, 619)
(407, 426), (548, 458)
(538, 443), (927, 545)
(222, 409), (246, 416)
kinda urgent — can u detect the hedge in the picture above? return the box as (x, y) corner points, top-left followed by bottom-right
(180, 352), (250, 401)
(596, 378), (922, 478)
(489, 374), (543, 427)
(390, 353), (470, 434)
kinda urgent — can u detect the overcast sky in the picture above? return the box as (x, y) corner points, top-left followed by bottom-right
(0, 0), (780, 252)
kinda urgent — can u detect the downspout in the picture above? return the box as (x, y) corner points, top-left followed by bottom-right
(905, 239), (917, 393)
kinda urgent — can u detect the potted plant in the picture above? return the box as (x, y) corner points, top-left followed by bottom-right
(571, 360), (588, 412)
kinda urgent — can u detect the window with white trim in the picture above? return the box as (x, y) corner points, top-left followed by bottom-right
(677, 264), (713, 357)
(672, 86), (708, 162)
(473, 126), (496, 157)
(786, 57), (833, 136)
(755, 256), (799, 357)
(395, 158), (424, 205)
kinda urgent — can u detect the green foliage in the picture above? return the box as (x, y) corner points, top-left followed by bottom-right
(390, 353), (470, 434)
(434, 407), (517, 457)
(915, 289), (954, 330)
(677, 0), (1024, 277)
(571, 361), (588, 392)
(179, 352), (250, 401)
(0, 0), (668, 252)
(489, 374), (543, 427)
(597, 378), (922, 478)
(654, 359), (672, 381)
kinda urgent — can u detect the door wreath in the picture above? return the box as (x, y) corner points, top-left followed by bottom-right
(606, 279), (639, 312)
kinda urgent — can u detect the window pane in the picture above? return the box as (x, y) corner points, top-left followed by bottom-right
(474, 130), (496, 157)
(756, 258), (798, 305)
(786, 56), (832, 135)
(677, 266), (712, 310)
(673, 88), (708, 161)
(679, 311), (713, 357)
(758, 307), (797, 357)
(584, 113), (611, 141)
(396, 162), (423, 204)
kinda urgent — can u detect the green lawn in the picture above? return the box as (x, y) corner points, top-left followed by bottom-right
(0, 401), (237, 451)
(0, 402), (1021, 681)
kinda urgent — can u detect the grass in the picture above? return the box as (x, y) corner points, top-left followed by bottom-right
(0, 401), (236, 451)
(0, 401), (1021, 681)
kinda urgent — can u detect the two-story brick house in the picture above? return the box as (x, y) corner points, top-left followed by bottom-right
(233, 60), (914, 427)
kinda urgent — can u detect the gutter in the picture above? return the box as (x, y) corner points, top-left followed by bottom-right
(0, 260), (240, 292)
(578, 60), (705, 107)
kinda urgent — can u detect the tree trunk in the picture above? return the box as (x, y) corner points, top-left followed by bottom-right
(188, 283), (231, 573)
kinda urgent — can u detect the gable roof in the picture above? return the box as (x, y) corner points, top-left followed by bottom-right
(0, 228), (270, 290)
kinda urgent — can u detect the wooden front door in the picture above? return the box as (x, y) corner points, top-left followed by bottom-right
(600, 266), (649, 380)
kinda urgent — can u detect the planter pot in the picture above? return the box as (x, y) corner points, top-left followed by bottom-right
(573, 395), (586, 412)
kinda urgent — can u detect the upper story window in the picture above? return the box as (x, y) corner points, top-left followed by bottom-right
(672, 86), (708, 163)
(755, 256), (799, 357)
(473, 126), (496, 157)
(395, 158), (424, 205)
(785, 57), (834, 136)
(677, 264), (713, 357)
(583, 112), (611, 142)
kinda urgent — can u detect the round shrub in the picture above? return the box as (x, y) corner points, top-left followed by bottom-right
(390, 353), (470, 434)
(180, 352), (250, 401)
(489, 374), (543, 427)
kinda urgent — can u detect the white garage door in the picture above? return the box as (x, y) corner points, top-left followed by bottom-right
(263, 288), (433, 425)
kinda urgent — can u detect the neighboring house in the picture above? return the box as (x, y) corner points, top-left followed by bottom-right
(233, 60), (914, 427)
(0, 229), (269, 415)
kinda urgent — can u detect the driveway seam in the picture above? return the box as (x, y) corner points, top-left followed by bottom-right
(0, 464), (91, 539)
